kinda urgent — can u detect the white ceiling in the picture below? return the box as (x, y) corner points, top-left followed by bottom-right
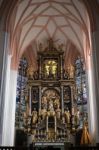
(8, 0), (91, 68)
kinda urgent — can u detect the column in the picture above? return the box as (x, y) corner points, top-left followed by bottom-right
(39, 56), (42, 79)
(54, 116), (57, 140)
(39, 85), (42, 113)
(46, 116), (48, 140)
(91, 31), (99, 144)
(0, 30), (8, 145)
(26, 95), (29, 117)
(55, 116), (57, 133)
(2, 68), (17, 146)
(87, 54), (99, 143)
(60, 55), (63, 79)
(29, 86), (32, 116)
(61, 85), (64, 114)
(70, 85), (75, 128)
(70, 85), (74, 114)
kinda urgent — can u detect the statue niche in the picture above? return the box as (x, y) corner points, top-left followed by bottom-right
(44, 59), (58, 79)
(41, 89), (60, 113)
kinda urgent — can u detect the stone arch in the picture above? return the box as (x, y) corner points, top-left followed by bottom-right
(0, 0), (98, 146)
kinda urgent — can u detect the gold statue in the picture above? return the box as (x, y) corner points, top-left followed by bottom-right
(74, 109), (80, 125)
(40, 107), (47, 120)
(51, 62), (57, 78)
(54, 97), (60, 109)
(41, 95), (47, 109)
(48, 100), (54, 111)
(56, 104), (61, 119)
(62, 116), (65, 123)
(67, 64), (75, 79)
(45, 64), (49, 77)
(32, 108), (38, 124)
(64, 109), (71, 124)
(81, 122), (91, 145)
(48, 100), (55, 116)
(45, 60), (57, 78)
(27, 65), (34, 79)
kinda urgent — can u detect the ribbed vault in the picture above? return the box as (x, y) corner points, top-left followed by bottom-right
(8, 0), (91, 70)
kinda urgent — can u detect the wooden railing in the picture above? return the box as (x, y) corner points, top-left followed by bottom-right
(68, 146), (99, 150)
(0, 146), (99, 150)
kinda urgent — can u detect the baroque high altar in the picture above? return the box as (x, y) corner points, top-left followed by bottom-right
(24, 39), (79, 144)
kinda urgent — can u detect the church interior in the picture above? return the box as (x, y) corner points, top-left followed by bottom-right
(0, 0), (99, 149)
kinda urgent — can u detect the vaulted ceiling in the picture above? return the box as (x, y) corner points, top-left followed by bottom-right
(8, 0), (91, 70)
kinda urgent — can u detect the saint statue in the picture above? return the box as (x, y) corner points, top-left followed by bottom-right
(54, 97), (60, 109)
(56, 104), (61, 119)
(27, 65), (34, 79)
(48, 99), (55, 116)
(23, 112), (27, 126)
(64, 108), (71, 124)
(67, 65), (75, 79)
(42, 95), (47, 109)
(48, 100), (54, 111)
(62, 116), (65, 124)
(74, 109), (80, 125)
(45, 60), (57, 78)
(32, 108), (38, 124)
(45, 64), (49, 77)
(40, 107), (47, 120)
